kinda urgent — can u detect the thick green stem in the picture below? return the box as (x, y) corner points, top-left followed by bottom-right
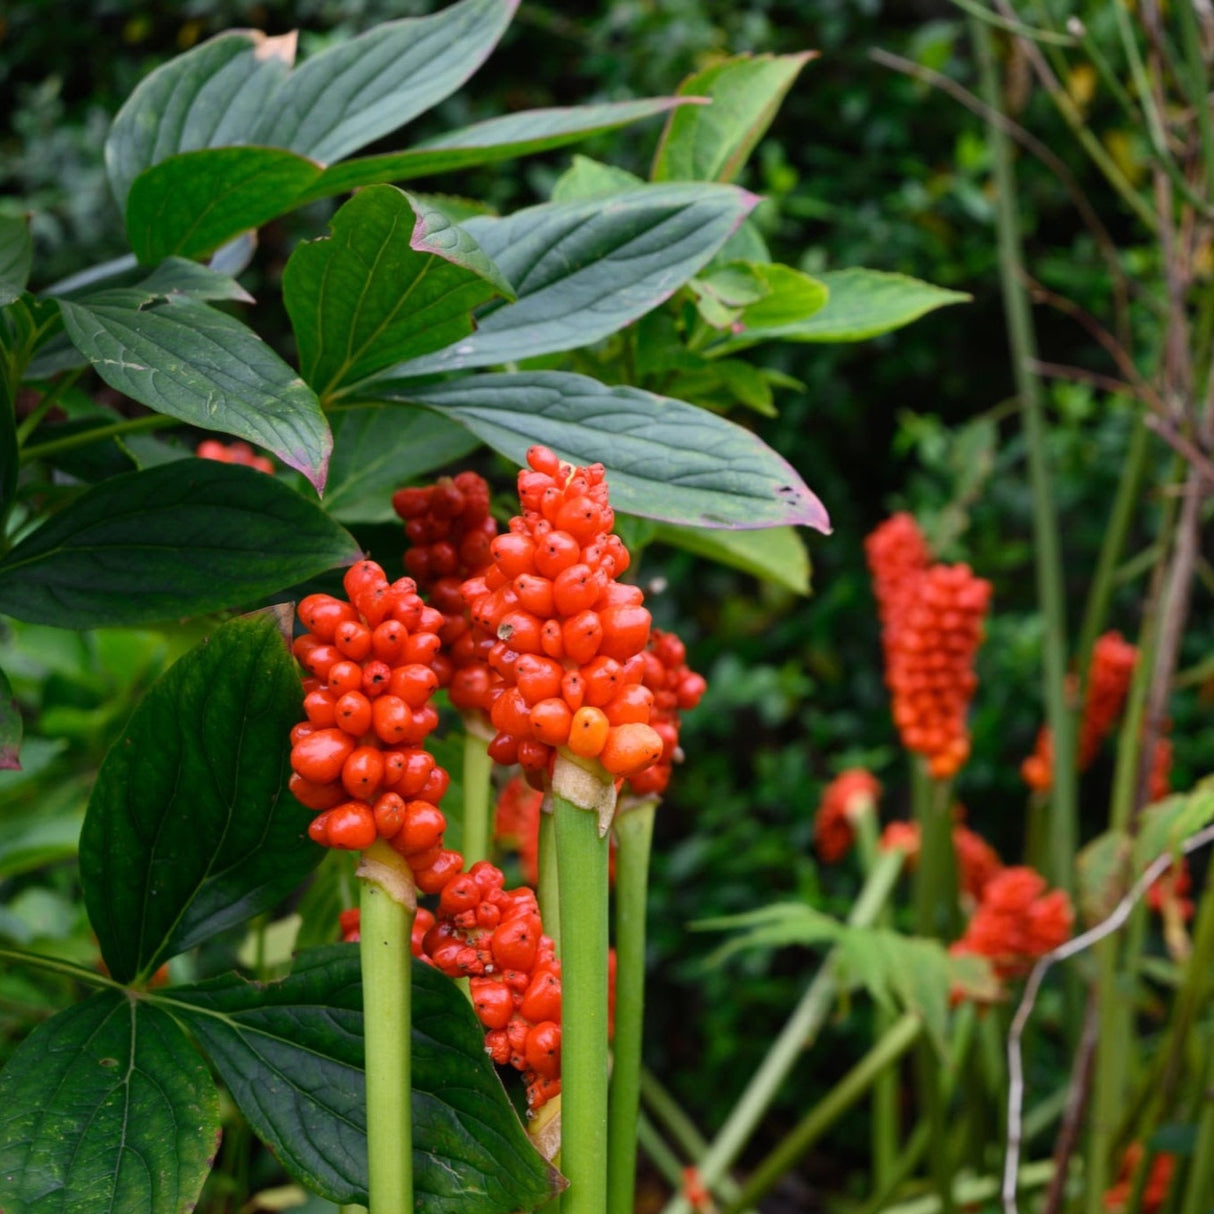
(538, 799), (560, 954)
(608, 800), (657, 1214)
(659, 846), (905, 1214)
(970, 13), (1076, 898)
(1179, 1031), (1214, 1214)
(721, 1013), (923, 1214)
(358, 842), (416, 1214)
(554, 781), (612, 1214)
(460, 729), (493, 867)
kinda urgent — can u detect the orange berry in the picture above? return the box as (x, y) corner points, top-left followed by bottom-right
(567, 706), (610, 758)
(599, 722), (663, 778)
(529, 698), (573, 747)
(291, 728), (356, 784)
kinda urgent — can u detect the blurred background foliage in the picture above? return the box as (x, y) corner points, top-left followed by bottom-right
(1, 0), (1202, 1198)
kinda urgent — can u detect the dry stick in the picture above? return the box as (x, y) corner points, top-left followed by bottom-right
(1039, 992), (1100, 1214)
(1002, 821), (1214, 1214)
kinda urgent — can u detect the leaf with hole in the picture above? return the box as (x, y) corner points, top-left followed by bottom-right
(379, 370), (830, 532)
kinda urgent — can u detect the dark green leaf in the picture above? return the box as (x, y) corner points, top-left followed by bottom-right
(0, 215), (33, 305)
(284, 187), (512, 399)
(652, 522), (811, 594)
(79, 613), (319, 984)
(304, 98), (682, 199)
(386, 184), (757, 375)
(0, 461), (360, 628)
(126, 147), (323, 264)
(56, 295), (331, 489)
(0, 665), (20, 769)
(105, 30), (297, 209)
(382, 370), (830, 531)
(134, 256), (254, 303)
(652, 53), (814, 183)
(324, 406), (479, 523)
(0, 991), (220, 1213)
(252, 0), (516, 165)
(718, 268), (970, 349)
(166, 946), (562, 1212)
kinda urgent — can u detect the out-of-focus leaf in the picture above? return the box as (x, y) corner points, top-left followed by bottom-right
(652, 53), (815, 183)
(0, 666), (21, 770)
(550, 153), (645, 202)
(0, 215), (33, 306)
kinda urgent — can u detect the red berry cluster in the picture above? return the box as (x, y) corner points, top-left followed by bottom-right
(865, 512), (931, 651)
(950, 866), (1072, 980)
(1021, 631), (1138, 792)
(885, 563), (992, 779)
(288, 560), (457, 886)
(422, 860), (566, 1111)
(627, 629), (707, 797)
(1104, 1143), (1176, 1214)
(196, 438), (275, 474)
(460, 445), (663, 785)
(392, 473), (499, 698)
(879, 817), (1003, 904)
(814, 769), (881, 864)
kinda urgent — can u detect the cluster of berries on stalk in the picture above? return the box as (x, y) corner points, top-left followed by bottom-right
(949, 866), (1072, 979)
(196, 438), (275, 474)
(391, 472), (498, 698)
(1021, 630), (1138, 792)
(814, 769), (882, 863)
(460, 446), (665, 785)
(627, 629), (707, 797)
(865, 514), (992, 780)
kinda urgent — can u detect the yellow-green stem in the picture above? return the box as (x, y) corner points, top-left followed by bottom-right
(460, 729), (493, 867)
(554, 787), (611, 1214)
(538, 799), (559, 954)
(608, 800), (657, 1214)
(358, 842), (416, 1214)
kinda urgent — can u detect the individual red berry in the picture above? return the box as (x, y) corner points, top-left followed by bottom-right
(291, 728), (356, 785)
(470, 978), (515, 1030)
(322, 802), (377, 851)
(334, 691), (373, 737)
(599, 722), (663, 778)
(341, 746), (385, 800)
(524, 1022), (561, 1079)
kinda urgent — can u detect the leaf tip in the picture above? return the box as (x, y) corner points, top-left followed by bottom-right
(0, 747), (21, 772)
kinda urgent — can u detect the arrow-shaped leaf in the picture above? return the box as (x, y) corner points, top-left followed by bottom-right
(57, 293), (331, 489)
(284, 186), (512, 400)
(0, 991), (220, 1214)
(377, 370), (830, 532)
(166, 945), (562, 1212)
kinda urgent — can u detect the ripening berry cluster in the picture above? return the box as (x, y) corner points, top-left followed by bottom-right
(627, 629), (707, 797)
(1021, 631), (1138, 792)
(1104, 1144), (1176, 1214)
(289, 560), (461, 890)
(885, 563), (992, 779)
(460, 446), (664, 785)
(951, 866), (1072, 979)
(392, 472), (499, 698)
(196, 438), (275, 474)
(865, 512), (931, 648)
(814, 768), (881, 863)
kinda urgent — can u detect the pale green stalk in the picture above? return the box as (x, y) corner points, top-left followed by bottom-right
(358, 842), (416, 1214)
(608, 800), (657, 1214)
(460, 729), (493, 867)
(538, 799), (559, 953)
(554, 776), (612, 1214)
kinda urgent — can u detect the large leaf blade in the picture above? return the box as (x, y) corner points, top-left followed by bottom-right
(0, 461), (360, 629)
(387, 183), (758, 375)
(105, 29), (297, 209)
(652, 522), (811, 594)
(284, 186), (512, 399)
(303, 97), (694, 198)
(126, 146), (323, 264)
(0, 215), (33, 305)
(56, 295), (331, 489)
(0, 991), (220, 1214)
(253, 0), (517, 165)
(381, 370), (830, 531)
(652, 52), (814, 184)
(166, 946), (561, 1212)
(79, 613), (320, 983)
